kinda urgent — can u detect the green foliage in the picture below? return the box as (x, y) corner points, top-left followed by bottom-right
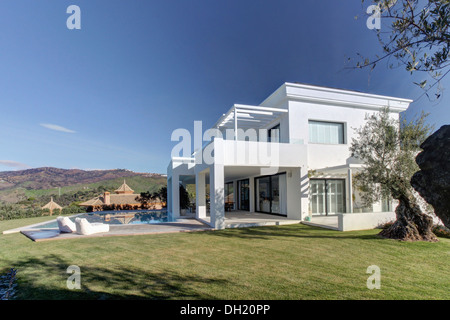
(350, 107), (432, 206)
(185, 184), (196, 202)
(0, 173), (167, 220)
(0, 204), (47, 220)
(0, 187), (106, 220)
(158, 186), (167, 204)
(135, 186), (168, 209)
(179, 185), (191, 210)
(433, 224), (450, 238)
(61, 205), (86, 215)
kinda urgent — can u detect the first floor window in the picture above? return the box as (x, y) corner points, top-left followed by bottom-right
(310, 179), (346, 215)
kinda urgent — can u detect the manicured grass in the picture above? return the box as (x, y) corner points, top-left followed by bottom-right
(0, 217), (449, 300)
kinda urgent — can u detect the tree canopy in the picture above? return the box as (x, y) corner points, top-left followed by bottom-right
(359, 0), (450, 100)
(350, 108), (437, 241)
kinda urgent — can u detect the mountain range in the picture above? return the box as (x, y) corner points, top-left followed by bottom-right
(0, 167), (166, 203)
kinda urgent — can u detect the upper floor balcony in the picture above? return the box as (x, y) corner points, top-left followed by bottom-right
(212, 104), (288, 143)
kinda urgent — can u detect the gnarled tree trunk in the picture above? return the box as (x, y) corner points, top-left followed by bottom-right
(379, 194), (437, 242)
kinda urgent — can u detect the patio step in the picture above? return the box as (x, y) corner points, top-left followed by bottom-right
(301, 221), (339, 231)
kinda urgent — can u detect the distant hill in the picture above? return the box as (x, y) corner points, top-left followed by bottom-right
(0, 167), (167, 204)
(0, 167), (163, 190)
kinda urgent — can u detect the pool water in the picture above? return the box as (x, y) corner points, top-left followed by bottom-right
(32, 210), (172, 229)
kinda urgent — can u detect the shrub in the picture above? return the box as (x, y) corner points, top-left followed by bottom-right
(0, 204), (46, 220)
(432, 225), (450, 239)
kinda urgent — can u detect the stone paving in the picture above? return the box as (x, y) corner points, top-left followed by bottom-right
(20, 218), (212, 242)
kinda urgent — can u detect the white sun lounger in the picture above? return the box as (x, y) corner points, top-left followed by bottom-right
(75, 218), (110, 235)
(57, 216), (77, 233)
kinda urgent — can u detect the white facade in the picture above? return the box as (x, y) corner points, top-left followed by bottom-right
(167, 83), (411, 229)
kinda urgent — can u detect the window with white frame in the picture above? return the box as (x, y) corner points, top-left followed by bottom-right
(268, 124), (280, 143)
(308, 120), (345, 144)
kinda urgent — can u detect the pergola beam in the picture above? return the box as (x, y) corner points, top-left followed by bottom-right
(213, 104), (287, 131)
(234, 104), (288, 113)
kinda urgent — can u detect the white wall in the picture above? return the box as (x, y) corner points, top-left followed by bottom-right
(222, 140), (307, 167)
(338, 212), (396, 231)
(282, 82), (408, 170)
(287, 100), (402, 169)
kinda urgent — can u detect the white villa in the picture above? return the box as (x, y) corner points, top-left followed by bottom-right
(167, 83), (411, 231)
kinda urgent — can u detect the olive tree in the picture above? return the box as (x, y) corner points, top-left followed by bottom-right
(358, 0), (450, 100)
(350, 107), (437, 241)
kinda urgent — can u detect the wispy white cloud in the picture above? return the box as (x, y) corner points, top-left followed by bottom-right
(40, 123), (76, 133)
(0, 160), (32, 170)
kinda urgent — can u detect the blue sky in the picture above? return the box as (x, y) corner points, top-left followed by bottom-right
(0, 0), (448, 173)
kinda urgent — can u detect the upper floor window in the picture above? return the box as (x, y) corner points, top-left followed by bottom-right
(308, 121), (345, 144)
(268, 124), (280, 143)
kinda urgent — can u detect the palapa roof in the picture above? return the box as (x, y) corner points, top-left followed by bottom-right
(79, 197), (105, 206)
(79, 194), (141, 207)
(79, 180), (143, 207)
(42, 197), (63, 210)
(114, 180), (134, 194)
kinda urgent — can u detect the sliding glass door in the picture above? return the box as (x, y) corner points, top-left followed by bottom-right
(256, 177), (271, 212)
(310, 180), (326, 215)
(255, 174), (286, 215)
(225, 182), (235, 211)
(238, 179), (250, 211)
(310, 179), (345, 215)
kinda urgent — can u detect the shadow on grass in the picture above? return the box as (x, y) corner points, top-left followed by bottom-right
(205, 224), (381, 241)
(5, 254), (227, 300)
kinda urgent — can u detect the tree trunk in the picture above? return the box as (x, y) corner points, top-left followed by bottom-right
(379, 194), (437, 242)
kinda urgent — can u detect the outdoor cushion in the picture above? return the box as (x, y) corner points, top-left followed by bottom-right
(57, 216), (77, 233)
(75, 218), (110, 235)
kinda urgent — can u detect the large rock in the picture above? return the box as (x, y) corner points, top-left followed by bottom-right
(411, 125), (450, 229)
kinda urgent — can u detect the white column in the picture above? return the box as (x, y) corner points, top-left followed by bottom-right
(196, 171), (206, 219)
(167, 177), (172, 214)
(172, 174), (180, 218)
(210, 164), (225, 229)
(347, 168), (353, 213)
(234, 107), (238, 141)
(209, 138), (225, 229)
(300, 169), (310, 220)
(286, 167), (303, 220)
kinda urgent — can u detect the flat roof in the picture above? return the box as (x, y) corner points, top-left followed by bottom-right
(260, 82), (413, 106)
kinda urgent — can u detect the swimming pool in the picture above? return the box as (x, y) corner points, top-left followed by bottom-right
(31, 210), (173, 229)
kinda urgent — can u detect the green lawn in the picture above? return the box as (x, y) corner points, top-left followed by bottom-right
(0, 217), (449, 300)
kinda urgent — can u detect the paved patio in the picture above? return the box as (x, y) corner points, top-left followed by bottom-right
(301, 215), (339, 230)
(19, 218), (212, 242)
(198, 211), (302, 228)
(13, 212), (340, 242)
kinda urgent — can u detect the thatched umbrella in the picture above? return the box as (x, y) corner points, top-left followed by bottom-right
(41, 197), (62, 216)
